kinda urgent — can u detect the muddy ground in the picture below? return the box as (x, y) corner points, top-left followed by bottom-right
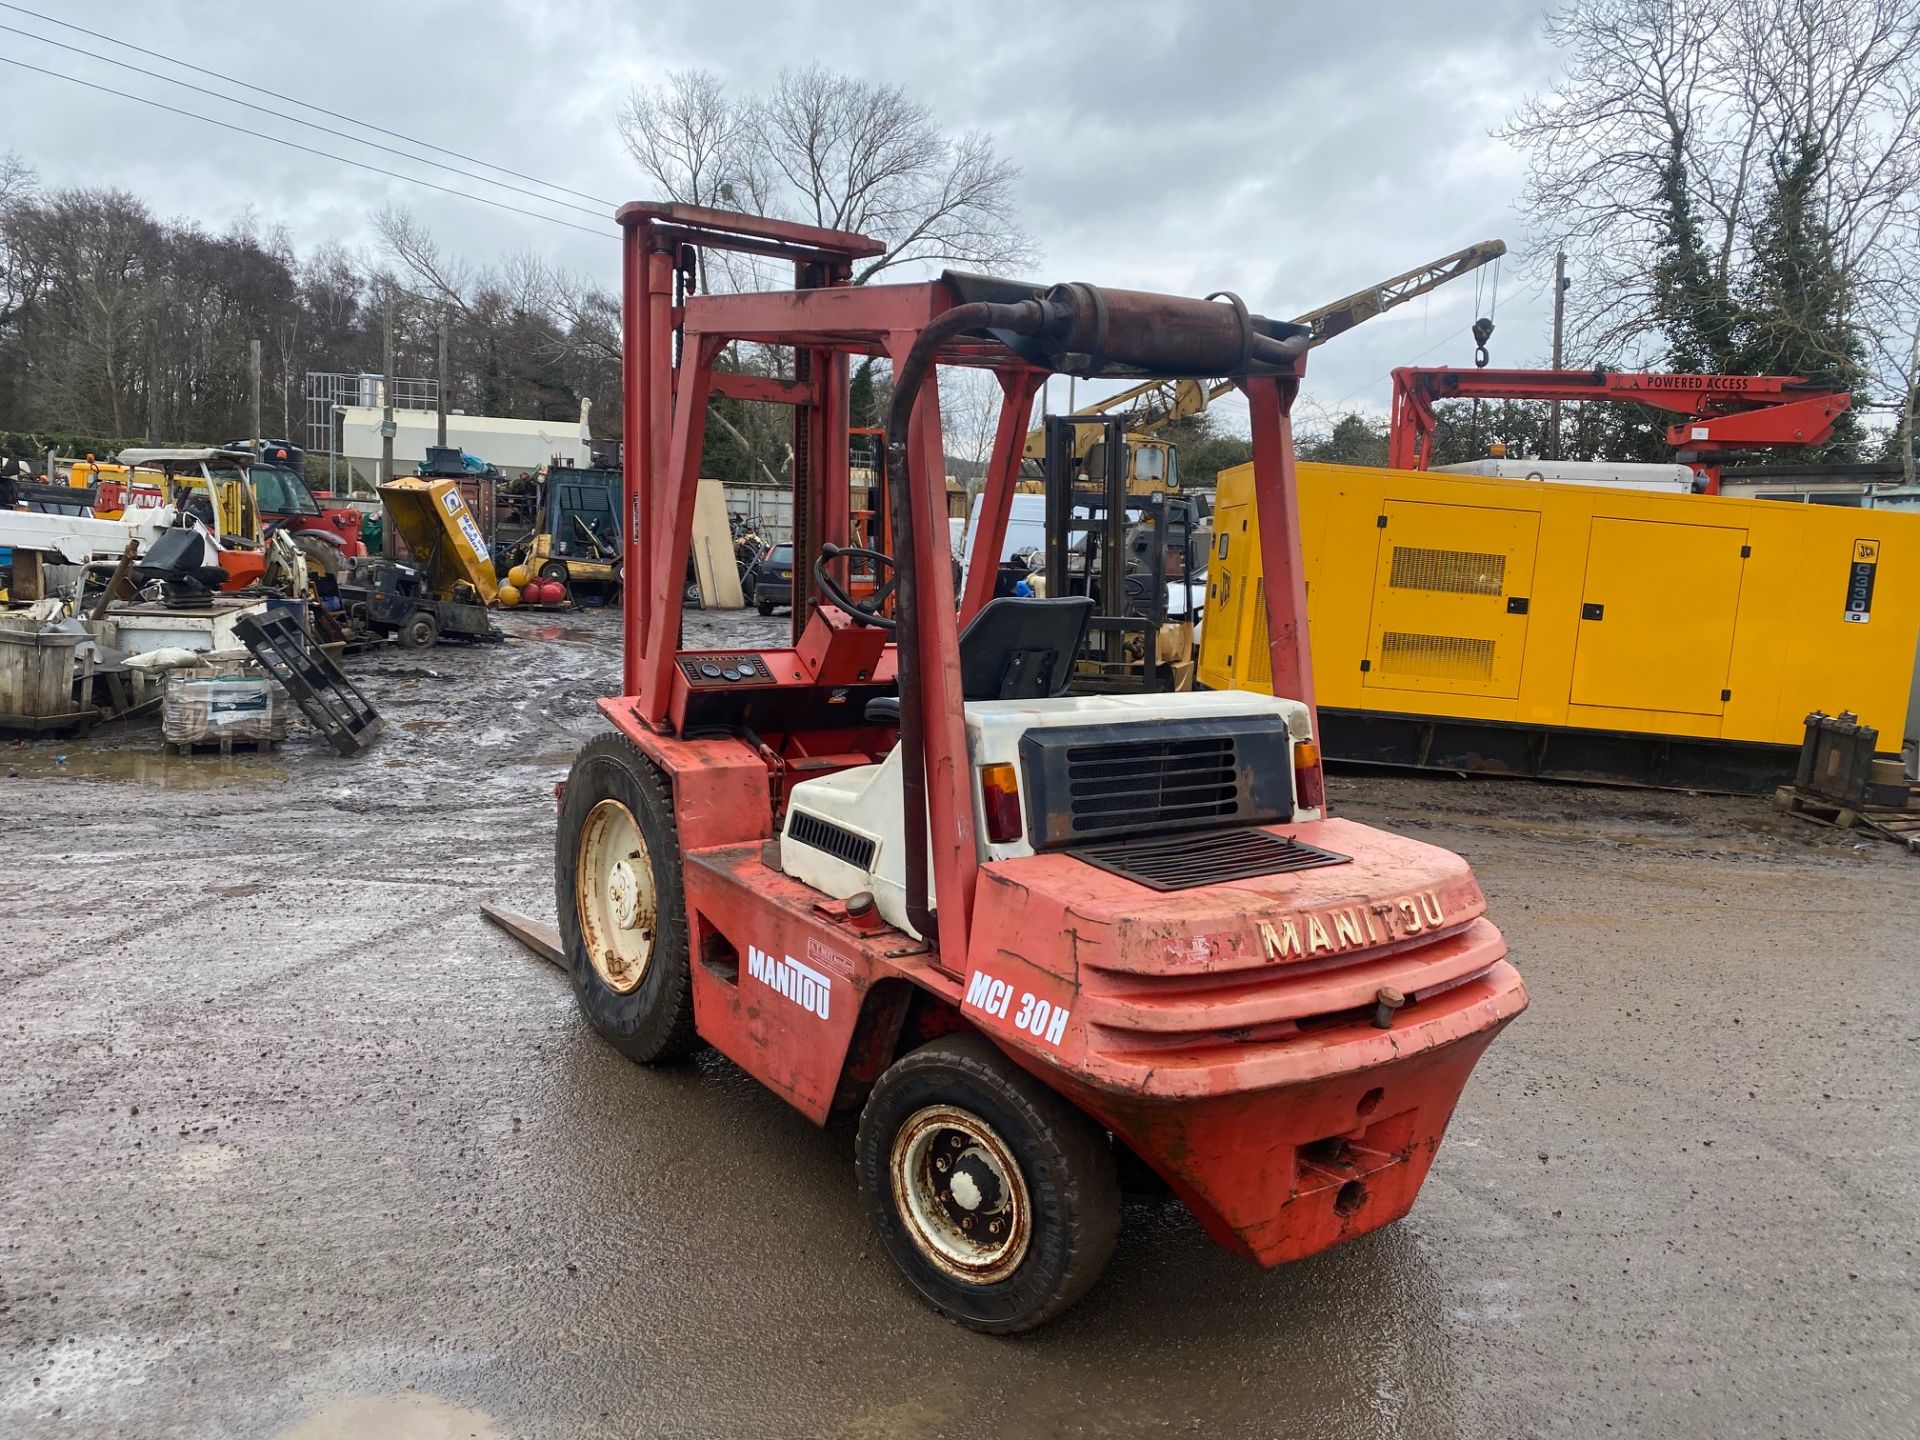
(2, 606), (1915, 1439)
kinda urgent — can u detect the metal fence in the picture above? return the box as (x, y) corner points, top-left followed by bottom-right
(304, 372), (439, 490)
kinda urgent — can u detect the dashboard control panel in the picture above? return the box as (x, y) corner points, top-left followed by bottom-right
(677, 654), (775, 688)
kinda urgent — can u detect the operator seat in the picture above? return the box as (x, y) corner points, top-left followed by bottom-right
(864, 596), (1093, 724)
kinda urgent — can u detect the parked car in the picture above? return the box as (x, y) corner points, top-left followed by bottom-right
(751, 541), (794, 615)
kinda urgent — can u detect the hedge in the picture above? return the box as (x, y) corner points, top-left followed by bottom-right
(0, 429), (148, 461)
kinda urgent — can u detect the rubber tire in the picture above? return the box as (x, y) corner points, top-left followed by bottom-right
(554, 733), (698, 1063)
(539, 561), (570, 585)
(397, 611), (439, 649)
(292, 532), (343, 579)
(684, 577), (703, 605)
(855, 1032), (1120, 1334)
(757, 601), (774, 616)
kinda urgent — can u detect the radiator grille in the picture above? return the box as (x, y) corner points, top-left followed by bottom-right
(1020, 717), (1294, 849)
(787, 811), (877, 870)
(1389, 546), (1505, 596)
(1064, 735), (1243, 836)
(1378, 631), (1496, 682)
(1075, 826), (1349, 891)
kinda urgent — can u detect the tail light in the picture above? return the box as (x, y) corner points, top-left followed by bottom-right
(979, 762), (1023, 844)
(1293, 740), (1326, 810)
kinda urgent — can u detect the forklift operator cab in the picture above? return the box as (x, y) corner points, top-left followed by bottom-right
(554, 203), (1527, 1335)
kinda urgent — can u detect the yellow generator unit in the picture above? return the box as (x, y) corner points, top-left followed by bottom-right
(1199, 461), (1920, 791)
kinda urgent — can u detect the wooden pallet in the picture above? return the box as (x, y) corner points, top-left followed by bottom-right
(0, 707), (99, 735)
(1774, 786), (1920, 854)
(163, 736), (280, 756)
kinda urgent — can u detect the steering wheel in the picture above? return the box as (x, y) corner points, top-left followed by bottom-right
(813, 543), (898, 630)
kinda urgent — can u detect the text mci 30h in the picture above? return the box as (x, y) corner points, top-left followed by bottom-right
(550, 203), (1528, 1332)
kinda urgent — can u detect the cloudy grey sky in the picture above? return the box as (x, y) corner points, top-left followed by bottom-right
(3, 0), (1564, 423)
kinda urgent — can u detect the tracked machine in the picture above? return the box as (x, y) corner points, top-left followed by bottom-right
(545, 204), (1528, 1331)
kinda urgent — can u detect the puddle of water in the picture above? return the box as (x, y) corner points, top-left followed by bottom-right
(4, 745), (288, 789)
(273, 1393), (503, 1440)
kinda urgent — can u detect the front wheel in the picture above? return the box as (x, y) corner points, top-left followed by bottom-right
(855, 1033), (1119, 1333)
(397, 611), (439, 649)
(555, 734), (698, 1063)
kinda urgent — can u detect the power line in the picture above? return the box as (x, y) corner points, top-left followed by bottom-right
(0, 20), (609, 220)
(0, 55), (616, 239)
(0, 0), (615, 210)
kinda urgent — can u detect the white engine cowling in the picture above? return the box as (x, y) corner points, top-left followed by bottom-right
(779, 690), (1315, 937)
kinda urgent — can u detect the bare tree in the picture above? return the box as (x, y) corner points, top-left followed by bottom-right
(1499, 0), (1736, 357)
(372, 206), (475, 314)
(0, 151), (40, 330)
(1500, 0), (1920, 404)
(620, 65), (1034, 288)
(616, 67), (1034, 484)
(617, 69), (770, 293)
(617, 69), (757, 211)
(752, 65), (1033, 283)
(939, 364), (1004, 484)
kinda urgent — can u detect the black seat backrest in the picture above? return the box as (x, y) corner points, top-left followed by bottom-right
(135, 525), (223, 579)
(957, 596), (1093, 700)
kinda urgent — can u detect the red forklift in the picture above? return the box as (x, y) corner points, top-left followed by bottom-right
(547, 204), (1528, 1332)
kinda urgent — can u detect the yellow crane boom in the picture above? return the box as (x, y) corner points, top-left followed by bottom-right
(1020, 238), (1507, 460)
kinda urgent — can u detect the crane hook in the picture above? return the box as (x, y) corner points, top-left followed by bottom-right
(1471, 317), (1495, 369)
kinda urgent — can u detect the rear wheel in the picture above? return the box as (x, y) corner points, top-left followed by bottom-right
(539, 561), (570, 586)
(397, 611), (439, 649)
(855, 1033), (1119, 1333)
(292, 532), (343, 580)
(555, 734), (697, 1062)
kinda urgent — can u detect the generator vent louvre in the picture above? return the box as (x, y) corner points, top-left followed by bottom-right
(1378, 631), (1497, 682)
(1249, 578), (1272, 686)
(1389, 546), (1506, 596)
(1064, 735), (1242, 835)
(787, 811), (877, 871)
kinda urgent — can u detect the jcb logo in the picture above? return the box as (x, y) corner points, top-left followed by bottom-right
(1855, 539), (1880, 564)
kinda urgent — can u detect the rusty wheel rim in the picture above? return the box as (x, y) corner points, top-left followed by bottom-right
(577, 798), (656, 995)
(890, 1104), (1031, 1284)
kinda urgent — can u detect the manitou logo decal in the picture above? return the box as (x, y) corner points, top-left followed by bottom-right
(1258, 890), (1447, 962)
(964, 968), (1071, 1046)
(747, 945), (832, 1020)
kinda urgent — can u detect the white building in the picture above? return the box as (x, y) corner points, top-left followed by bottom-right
(333, 397), (595, 490)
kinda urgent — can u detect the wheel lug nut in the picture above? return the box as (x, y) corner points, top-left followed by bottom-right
(934, 1156), (949, 1172)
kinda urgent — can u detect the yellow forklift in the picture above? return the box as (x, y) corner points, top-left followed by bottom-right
(508, 463), (623, 601)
